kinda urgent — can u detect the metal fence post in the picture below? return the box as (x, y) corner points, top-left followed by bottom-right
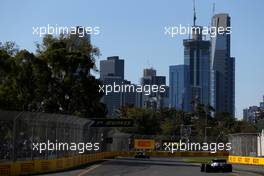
(31, 122), (35, 160)
(12, 111), (24, 161)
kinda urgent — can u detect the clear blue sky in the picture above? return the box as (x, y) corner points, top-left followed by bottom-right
(1, 0), (264, 118)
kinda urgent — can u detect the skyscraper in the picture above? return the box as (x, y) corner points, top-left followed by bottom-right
(169, 65), (190, 111)
(183, 26), (211, 109)
(100, 56), (124, 80)
(100, 56), (138, 117)
(100, 56), (124, 117)
(100, 76), (123, 117)
(210, 13), (235, 116)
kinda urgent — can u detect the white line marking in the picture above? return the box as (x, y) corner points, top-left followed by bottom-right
(77, 164), (101, 176)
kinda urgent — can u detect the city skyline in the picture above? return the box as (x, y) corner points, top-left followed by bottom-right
(1, 0), (264, 118)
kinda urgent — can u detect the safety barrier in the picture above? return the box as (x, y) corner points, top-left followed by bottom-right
(119, 151), (229, 157)
(0, 151), (229, 176)
(0, 152), (119, 176)
(228, 155), (264, 165)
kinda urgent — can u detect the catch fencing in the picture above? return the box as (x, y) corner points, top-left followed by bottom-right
(0, 110), (106, 162)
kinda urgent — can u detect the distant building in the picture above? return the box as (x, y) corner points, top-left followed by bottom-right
(143, 68), (156, 78)
(243, 96), (264, 124)
(210, 14), (235, 116)
(169, 65), (191, 111)
(141, 68), (165, 88)
(139, 68), (169, 110)
(100, 56), (137, 117)
(168, 13), (235, 116)
(260, 96), (264, 109)
(243, 106), (261, 124)
(100, 76), (123, 117)
(183, 25), (211, 110)
(100, 56), (124, 80)
(121, 80), (137, 108)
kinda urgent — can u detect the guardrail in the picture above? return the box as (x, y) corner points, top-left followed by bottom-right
(228, 156), (264, 165)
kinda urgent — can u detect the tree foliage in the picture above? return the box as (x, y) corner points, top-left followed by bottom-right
(118, 106), (257, 140)
(0, 35), (106, 118)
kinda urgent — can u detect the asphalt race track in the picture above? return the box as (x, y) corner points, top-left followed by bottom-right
(42, 157), (263, 176)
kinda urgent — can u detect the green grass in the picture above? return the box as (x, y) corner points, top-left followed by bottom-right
(182, 157), (228, 163)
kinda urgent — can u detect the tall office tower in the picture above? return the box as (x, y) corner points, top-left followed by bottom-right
(121, 80), (137, 107)
(210, 14), (235, 116)
(100, 56), (137, 117)
(100, 56), (124, 117)
(100, 56), (124, 80)
(183, 26), (211, 110)
(100, 76), (123, 117)
(169, 65), (191, 111)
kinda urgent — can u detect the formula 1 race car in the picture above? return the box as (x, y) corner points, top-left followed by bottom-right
(134, 152), (150, 159)
(201, 159), (232, 173)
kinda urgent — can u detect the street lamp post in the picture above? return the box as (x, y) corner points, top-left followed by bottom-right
(180, 124), (184, 140)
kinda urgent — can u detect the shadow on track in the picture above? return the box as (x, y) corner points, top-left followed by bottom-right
(104, 158), (200, 168)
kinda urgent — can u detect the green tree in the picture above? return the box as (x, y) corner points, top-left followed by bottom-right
(122, 108), (161, 135)
(0, 34), (106, 118)
(159, 108), (183, 135)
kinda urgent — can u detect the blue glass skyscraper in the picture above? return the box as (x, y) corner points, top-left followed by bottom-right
(169, 65), (190, 111)
(183, 26), (211, 109)
(210, 14), (235, 116)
